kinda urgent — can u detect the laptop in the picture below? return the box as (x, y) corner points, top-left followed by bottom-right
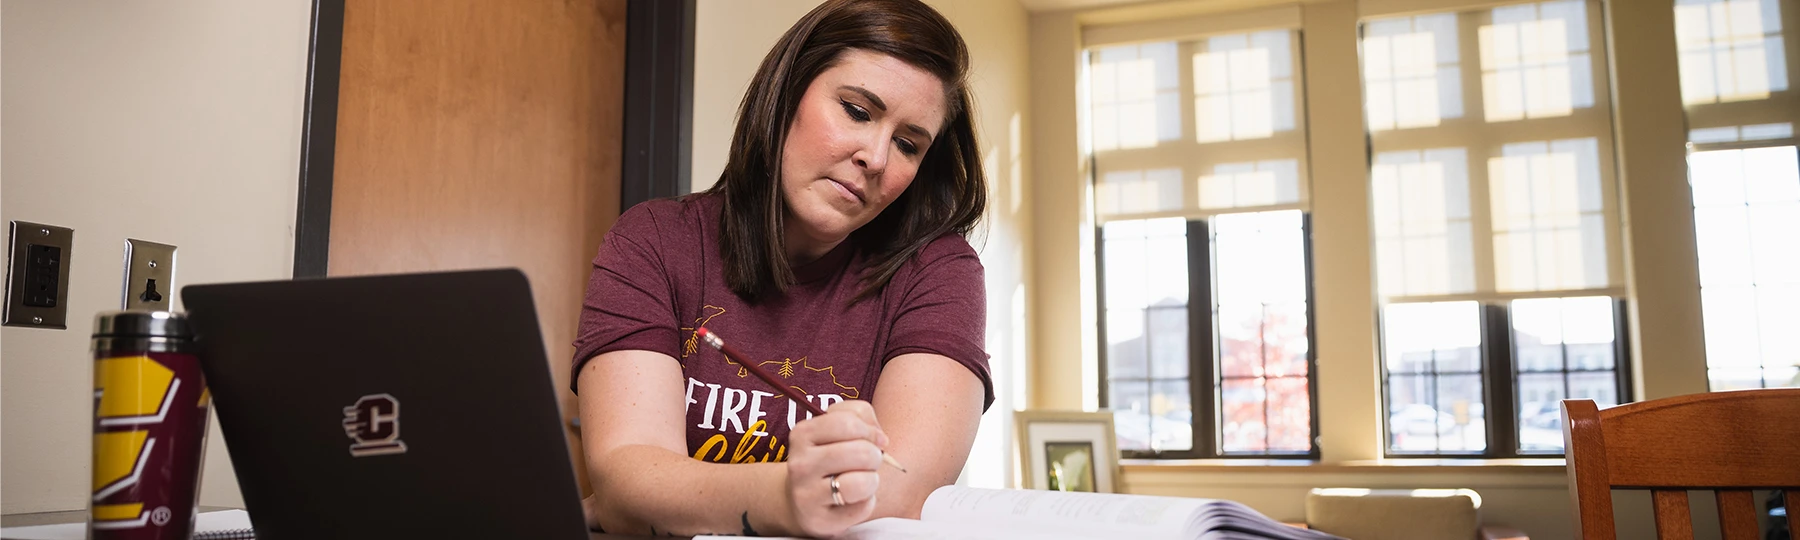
(182, 269), (590, 539)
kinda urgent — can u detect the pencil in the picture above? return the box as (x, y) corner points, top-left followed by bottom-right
(695, 327), (908, 473)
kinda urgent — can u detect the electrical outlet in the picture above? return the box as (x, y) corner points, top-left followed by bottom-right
(5, 221), (76, 329)
(122, 239), (176, 312)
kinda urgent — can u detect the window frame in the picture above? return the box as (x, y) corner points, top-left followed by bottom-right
(1097, 215), (1322, 460)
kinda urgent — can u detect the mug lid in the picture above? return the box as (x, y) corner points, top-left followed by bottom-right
(93, 310), (191, 339)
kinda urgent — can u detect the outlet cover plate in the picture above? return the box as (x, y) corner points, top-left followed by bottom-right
(5, 221), (76, 329)
(122, 239), (176, 312)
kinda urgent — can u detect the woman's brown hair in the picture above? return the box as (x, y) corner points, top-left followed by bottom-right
(704, 0), (986, 303)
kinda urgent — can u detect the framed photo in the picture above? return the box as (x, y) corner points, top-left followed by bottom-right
(1013, 410), (1119, 493)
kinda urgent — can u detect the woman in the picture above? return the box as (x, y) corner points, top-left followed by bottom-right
(571, 0), (991, 537)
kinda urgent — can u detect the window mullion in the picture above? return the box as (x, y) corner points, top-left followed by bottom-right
(1095, 226), (1111, 411)
(1178, 40), (1197, 148)
(1484, 302), (1520, 458)
(1189, 219), (1218, 458)
(1301, 213), (1322, 458)
(1467, 140), (1500, 299)
(1614, 298), (1634, 403)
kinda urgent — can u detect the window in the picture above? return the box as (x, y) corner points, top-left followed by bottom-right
(1089, 22), (1317, 458)
(1675, 0), (1790, 105)
(1101, 218), (1194, 454)
(1213, 211), (1312, 453)
(1090, 42), (1181, 152)
(1677, 0), (1800, 391)
(1194, 32), (1296, 143)
(1090, 30), (1309, 220)
(1509, 296), (1625, 451)
(1479, 2), (1597, 121)
(1364, 14), (1462, 130)
(1361, 0), (1631, 456)
(1379, 298), (1627, 454)
(1691, 147), (1800, 390)
(1100, 212), (1315, 457)
(1381, 302), (1485, 453)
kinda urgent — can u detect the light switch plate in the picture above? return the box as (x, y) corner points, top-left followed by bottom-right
(4, 221), (76, 329)
(122, 239), (176, 312)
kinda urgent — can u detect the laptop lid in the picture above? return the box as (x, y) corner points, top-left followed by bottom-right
(182, 269), (588, 540)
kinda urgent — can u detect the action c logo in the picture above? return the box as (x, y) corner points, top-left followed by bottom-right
(342, 394), (407, 457)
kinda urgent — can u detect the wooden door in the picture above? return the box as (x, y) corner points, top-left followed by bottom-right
(328, 0), (625, 493)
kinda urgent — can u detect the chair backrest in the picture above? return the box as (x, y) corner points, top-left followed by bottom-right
(1562, 389), (1800, 539)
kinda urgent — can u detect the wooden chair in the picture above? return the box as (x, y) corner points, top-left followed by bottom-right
(1562, 388), (1800, 539)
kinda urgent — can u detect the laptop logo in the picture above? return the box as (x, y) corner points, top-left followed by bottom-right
(342, 394), (408, 457)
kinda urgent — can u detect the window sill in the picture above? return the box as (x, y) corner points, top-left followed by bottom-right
(1119, 457), (1565, 474)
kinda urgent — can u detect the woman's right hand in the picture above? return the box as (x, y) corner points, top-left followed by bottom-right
(783, 399), (890, 537)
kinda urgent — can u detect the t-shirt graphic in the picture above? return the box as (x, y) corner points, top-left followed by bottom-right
(678, 306), (863, 463)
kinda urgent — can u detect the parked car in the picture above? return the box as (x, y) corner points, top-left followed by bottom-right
(1112, 410), (1194, 452)
(1520, 401), (1564, 431)
(1389, 404), (1457, 436)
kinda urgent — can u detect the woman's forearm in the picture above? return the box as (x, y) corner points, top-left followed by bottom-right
(588, 443), (796, 536)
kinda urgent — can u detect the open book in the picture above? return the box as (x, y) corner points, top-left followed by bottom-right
(700, 486), (1346, 540)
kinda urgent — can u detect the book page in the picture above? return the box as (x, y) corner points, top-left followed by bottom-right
(694, 517), (1091, 540)
(920, 486), (1208, 539)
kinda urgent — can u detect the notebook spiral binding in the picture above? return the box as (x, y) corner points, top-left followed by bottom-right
(192, 528), (256, 540)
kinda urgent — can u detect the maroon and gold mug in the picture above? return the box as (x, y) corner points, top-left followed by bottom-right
(89, 311), (210, 540)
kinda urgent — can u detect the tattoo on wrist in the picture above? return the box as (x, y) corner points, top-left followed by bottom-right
(741, 511), (760, 536)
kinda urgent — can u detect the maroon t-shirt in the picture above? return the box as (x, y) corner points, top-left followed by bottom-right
(572, 194), (992, 464)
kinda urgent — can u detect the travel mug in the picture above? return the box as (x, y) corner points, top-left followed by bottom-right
(89, 311), (210, 540)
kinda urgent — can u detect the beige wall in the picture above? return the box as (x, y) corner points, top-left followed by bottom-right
(1028, 8), (1096, 414)
(1, 0), (312, 512)
(1607, 0), (1711, 402)
(690, 0), (823, 194)
(1026, 0), (1718, 538)
(690, 0), (1036, 488)
(925, 0), (1036, 490)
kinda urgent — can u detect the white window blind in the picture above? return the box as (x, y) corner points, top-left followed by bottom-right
(1676, 0), (1798, 143)
(1086, 9), (1309, 223)
(1364, 0), (1624, 302)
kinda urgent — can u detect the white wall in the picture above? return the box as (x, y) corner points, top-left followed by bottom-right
(1, 0), (312, 513)
(691, 0), (1035, 488)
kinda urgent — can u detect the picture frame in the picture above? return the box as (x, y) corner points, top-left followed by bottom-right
(1013, 410), (1119, 493)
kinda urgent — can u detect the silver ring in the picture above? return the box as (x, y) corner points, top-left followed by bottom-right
(829, 475), (845, 507)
